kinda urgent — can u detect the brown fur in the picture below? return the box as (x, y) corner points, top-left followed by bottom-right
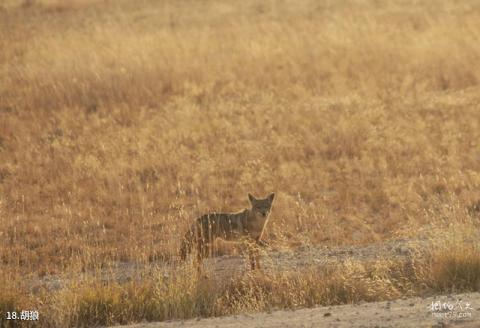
(180, 193), (275, 270)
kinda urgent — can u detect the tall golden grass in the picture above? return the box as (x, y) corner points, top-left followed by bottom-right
(1, 0), (479, 326)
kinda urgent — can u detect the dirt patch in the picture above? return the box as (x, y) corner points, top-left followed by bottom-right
(113, 292), (480, 328)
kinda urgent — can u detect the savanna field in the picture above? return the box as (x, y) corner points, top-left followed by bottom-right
(0, 0), (480, 326)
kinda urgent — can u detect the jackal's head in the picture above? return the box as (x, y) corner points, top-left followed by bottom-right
(248, 193), (275, 219)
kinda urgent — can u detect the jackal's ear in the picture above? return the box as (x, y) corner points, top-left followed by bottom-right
(268, 193), (275, 202)
(248, 193), (256, 204)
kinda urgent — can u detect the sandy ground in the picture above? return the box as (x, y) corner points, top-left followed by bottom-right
(114, 292), (479, 328)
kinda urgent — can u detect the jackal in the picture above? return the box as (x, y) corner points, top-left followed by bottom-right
(180, 193), (275, 270)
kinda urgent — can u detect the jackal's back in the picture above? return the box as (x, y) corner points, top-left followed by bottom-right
(194, 211), (248, 242)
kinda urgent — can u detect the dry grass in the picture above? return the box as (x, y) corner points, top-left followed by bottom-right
(1, 0), (480, 327)
(2, 240), (479, 327)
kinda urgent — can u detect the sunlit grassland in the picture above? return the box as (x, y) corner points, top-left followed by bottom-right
(0, 0), (479, 326)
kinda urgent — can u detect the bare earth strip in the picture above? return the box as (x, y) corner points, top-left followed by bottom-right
(115, 292), (479, 328)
